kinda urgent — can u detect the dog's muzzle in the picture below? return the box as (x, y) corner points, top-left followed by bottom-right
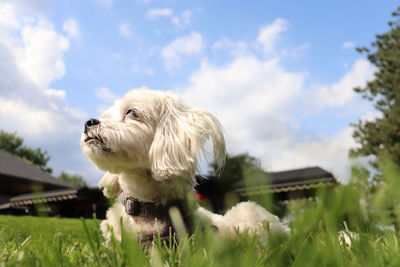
(83, 118), (109, 150)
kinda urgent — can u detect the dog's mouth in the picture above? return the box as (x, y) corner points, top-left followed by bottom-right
(84, 135), (100, 143)
(84, 133), (109, 151)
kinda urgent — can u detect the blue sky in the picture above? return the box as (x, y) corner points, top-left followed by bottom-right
(0, 0), (397, 184)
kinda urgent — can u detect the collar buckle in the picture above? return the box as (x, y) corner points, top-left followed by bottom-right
(125, 197), (140, 216)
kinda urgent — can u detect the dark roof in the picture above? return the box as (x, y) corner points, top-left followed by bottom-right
(0, 187), (103, 210)
(268, 166), (336, 188)
(0, 150), (72, 189)
(0, 188), (78, 209)
(233, 166), (337, 194)
(0, 187), (108, 219)
(10, 188), (78, 202)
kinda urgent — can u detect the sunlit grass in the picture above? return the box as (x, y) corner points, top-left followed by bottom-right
(2, 158), (400, 266)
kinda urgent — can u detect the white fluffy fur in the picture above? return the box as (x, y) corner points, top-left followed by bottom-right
(81, 88), (287, 242)
(196, 202), (290, 237)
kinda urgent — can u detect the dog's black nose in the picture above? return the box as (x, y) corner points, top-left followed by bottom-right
(84, 118), (100, 133)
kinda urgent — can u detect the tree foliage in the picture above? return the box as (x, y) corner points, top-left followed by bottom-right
(350, 7), (400, 169)
(58, 172), (88, 188)
(205, 153), (269, 212)
(209, 153), (263, 192)
(0, 130), (52, 173)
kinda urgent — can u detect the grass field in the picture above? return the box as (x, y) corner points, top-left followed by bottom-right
(2, 160), (400, 266)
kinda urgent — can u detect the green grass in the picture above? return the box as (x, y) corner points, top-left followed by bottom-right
(2, 159), (400, 266)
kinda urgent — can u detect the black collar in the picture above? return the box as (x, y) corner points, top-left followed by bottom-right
(117, 193), (194, 241)
(118, 193), (171, 218)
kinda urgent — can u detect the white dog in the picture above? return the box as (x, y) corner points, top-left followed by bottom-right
(81, 88), (288, 243)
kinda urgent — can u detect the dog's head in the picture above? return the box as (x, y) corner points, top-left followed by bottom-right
(81, 88), (226, 185)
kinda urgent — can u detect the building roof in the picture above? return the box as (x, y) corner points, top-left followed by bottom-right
(235, 166), (336, 195)
(0, 187), (108, 219)
(269, 166), (336, 188)
(0, 150), (73, 192)
(10, 188), (79, 203)
(0, 188), (78, 209)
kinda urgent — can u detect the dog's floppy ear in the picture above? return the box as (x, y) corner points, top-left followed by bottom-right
(149, 96), (226, 184)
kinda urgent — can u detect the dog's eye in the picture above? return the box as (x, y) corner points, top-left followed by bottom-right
(125, 109), (140, 120)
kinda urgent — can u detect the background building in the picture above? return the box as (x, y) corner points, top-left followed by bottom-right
(0, 150), (336, 218)
(0, 150), (107, 218)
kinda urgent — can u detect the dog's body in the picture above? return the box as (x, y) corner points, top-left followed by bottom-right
(81, 88), (288, 242)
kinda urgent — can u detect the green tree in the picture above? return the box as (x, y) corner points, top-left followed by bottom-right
(206, 153), (269, 212)
(209, 153), (264, 191)
(0, 130), (52, 173)
(58, 172), (88, 188)
(350, 7), (400, 169)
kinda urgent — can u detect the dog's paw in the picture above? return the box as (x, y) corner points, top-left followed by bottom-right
(98, 172), (121, 198)
(100, 186), (115, 198)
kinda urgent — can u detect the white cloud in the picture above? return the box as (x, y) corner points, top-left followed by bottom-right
(63, 18), (81, 39)
(180, 19), (374, 182)
(314, 59), (375, 108)
(171, 10), (192, 29)
(342, 41), (356, 50)
(131, 65), (154, 75)
(280, 43), (310, 59)
(119, 23), (132, 38)
(212, 38), (249, 57)
(147, 8), (193, 29)
(96, 87), (119, 103)
(137, 0), (152, 4)
(182, 56), (305, 161)
(2, 18), (70, 89)
(215, 20), (306, 60)
(147, 8), (173, 19)
(359, 110), (381, 122)
(93, 0), (112, 8)
(160, 31), (203, 69)
(2, 0), (48, 16)
(268, 128), (356, 181)
(182, 57), (304, 118)
(257, 18), (289, 55)
(0, 3), (21, 29)
(0, 98), (59, 136)
(112, 52), (122, 60)
(0, 2), (103, 184)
